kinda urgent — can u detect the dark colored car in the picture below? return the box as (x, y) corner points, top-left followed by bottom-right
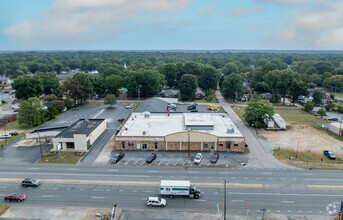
(21, 178), (40, 187)
(4, 193), (26, 202)
(210, 153), (220, 163)
(323, 150), (336, 160)
(187, 105), (196, 110)
(146, 153), (157, 163)
(110, 152), (125, 163)
(10, 131), (19, 136)
(328, 117), (339, 121)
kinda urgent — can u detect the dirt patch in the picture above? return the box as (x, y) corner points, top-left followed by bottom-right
(259, 124), (343, 155)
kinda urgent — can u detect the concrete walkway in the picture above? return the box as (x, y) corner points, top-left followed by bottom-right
(216, 90), (291, 169)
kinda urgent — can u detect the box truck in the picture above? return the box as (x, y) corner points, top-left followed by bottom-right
(159, 180), (201, 199)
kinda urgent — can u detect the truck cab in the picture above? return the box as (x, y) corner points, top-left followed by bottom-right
(189, 184), (201, 199)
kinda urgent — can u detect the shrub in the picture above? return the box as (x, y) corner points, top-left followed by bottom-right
(304, 102), (314, 112)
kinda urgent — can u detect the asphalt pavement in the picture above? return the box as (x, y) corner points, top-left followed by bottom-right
(0, 164), (341, 217)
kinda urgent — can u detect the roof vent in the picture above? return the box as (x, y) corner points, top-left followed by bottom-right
(85, 119), (89, 123)
(142, 131), (146, 135)
(227, 128), (234, 133)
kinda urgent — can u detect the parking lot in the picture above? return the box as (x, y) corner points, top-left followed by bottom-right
(109, 151), (248, 167)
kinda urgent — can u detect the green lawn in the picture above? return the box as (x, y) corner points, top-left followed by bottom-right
(0, 205), (9, 216)
(274, 108), (325, 127)
(193, 99), (219, 103)
(0, 133), (26, 147)
(232, 106), (246, 121)
(36, 151), (85, 164)
(3, 120), (32, 130)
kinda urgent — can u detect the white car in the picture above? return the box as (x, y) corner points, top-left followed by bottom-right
(146, 197), (166, 207)
(0, 134), (11, 139)
(126, 104), (135, 109)
(193, 153), (203, 165)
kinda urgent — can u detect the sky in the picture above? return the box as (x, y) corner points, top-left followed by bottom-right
(0, 0), (342, 51)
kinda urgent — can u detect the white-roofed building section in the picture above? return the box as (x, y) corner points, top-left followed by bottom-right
(115, 112), (245, 152)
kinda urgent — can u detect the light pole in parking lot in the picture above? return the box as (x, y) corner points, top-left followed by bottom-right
(224, 164), (228, 220)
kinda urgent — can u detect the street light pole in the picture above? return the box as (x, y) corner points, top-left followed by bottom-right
(38, 132), (43, 159)
(188, 129), (191, 160)
(296, 142), (299, 159)
(224, 164), (228, 220)
(339, 115), (343, 136)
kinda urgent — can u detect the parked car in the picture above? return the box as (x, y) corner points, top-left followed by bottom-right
(0, 134), (11, 139)
(146, 153), (157, 163)
(21, 178), (40, 187)
(193, 153), (203, 165)
(146, 196), (166, 207)
(210, 153), (220, 163)
(110, 152), (125, 163)
(328, 117), (339, 121)
(4, 193), (26, 202)
(9, 131), (19, 136)
(323, 150), (336, 160)
(126, 104), (135, 109)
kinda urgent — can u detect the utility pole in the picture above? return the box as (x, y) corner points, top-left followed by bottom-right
(339, 115), (343, 136)
(296, 142), (299, 159)
(224, 164), (228, 220)
(4, 123), (7, 145)
(188, 129), (191, 160)
(38, 132), (43, 159)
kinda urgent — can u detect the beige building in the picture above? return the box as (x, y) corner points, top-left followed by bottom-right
(330, 122), (343, 136)
(115, 112), (245, 152)
(53, 119), (106, 151)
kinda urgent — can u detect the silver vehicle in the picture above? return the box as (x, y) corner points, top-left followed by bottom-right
(193, 153), (203, 165)
(146, 197), (166, 207)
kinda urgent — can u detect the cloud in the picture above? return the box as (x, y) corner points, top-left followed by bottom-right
(266, 2), (343, 49)
(197, 3), (214, 17)
(228, 6), (262, 16)
(256, 0), (321, 5)
(4, 0), (193, 47)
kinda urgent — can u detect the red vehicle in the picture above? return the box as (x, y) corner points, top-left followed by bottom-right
(4, 193), (26, 202)
(9, 131), (19, 136)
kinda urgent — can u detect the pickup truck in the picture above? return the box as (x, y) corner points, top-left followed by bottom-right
(323, 150), (336, 160)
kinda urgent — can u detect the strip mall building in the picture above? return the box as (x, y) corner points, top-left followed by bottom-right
(115, 112), (245, 152)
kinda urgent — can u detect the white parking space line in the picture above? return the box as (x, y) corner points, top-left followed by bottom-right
(166, 157), (174, 165)
(125, 157), (134, 165)
(174, 158), (181, 166)
(182, 159), (188, 166)
(158, 158), (165, 165)
(216, 159), (221, 165)
(140, 160), (146, 165)
(134, 158), (142, 165)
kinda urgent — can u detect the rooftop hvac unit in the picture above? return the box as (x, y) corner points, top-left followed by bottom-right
(227, 128), (234, 133)
(142, 131), (146, 135)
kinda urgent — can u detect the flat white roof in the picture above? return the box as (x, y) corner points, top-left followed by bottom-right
(160, 180), (190, 187)
(118, 113), (243, 138)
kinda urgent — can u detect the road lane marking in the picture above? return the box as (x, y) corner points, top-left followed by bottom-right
(148, 171), (159, 173)
(231, 200), (244, 202)
(188, 171), (199, 174)
(307, 185), (343, 189)
(196, 199), (207, 202)
(106, 169), (118, 172)
(41, 195), (54, 197)
(28, 168), (41, 170)
(282, 201), (295, 203)
(0, 172), (150, 178)
(67, 168), (80, 171)
(261, 173), (272, 175)
(92, 196), (105, 199)
(305, 179), (342, 181)
(174, 158), (181, 166)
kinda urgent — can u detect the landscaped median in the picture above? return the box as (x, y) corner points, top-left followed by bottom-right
(35, 151), (85, 164)
(0, 205), (9, 216)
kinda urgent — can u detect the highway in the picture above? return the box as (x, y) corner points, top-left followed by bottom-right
(0, 164), (342, 216)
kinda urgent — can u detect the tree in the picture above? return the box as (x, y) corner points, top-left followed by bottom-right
(53, 101), (66, 112)
(199, 65), (218, 91)
(277, 70), (296, 105)
(183, 62), (202, 77)
(222, 73), (244, 100)
(104, 94), (117, 108)
(12, 75), (44, 100)
(317, 109), (326, 118)
(179, 74), (198, 101)
(161, 63), (179, 88)
(289, 79), (308, 104)
(54, 63), (63, 74)
(64, 99), (73, 109)
(60, 73), (93, 104)
(29, 62), (39, 73)
(102, 67), (121, 77)
(243, 96), (274, 128)
(304, 102), (314, 112)
(105, 75), (122, 96)
(89, 75), (106, 95)
(312, 90), (322, 106)
(222, 62), (239, 75)
(263, 70), (280, 104)
(35, 72), (60, 95)
(18, 97), (46, 127)
(47, 106), (59, 120)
